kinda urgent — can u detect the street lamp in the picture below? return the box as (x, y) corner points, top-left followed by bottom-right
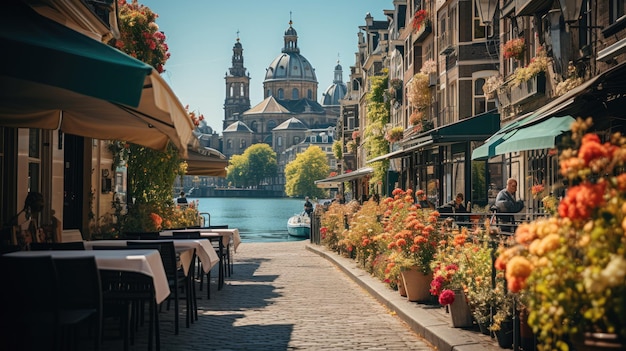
(559, 0), (583, 23)
(476, 0), (498, 25)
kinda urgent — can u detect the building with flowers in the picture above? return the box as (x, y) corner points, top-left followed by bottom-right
(317, 0), (626, 213)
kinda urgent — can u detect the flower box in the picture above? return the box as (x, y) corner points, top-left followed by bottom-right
(510, 71), (546, 105)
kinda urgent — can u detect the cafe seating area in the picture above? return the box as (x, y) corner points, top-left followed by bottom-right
(0, 225), (241, 351)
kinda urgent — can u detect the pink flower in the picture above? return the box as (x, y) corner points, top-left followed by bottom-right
(438, 289), (456, 305)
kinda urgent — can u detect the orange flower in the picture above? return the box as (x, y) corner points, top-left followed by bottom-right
(558, 181), (606, 221)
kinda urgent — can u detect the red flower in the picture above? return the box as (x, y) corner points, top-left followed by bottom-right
(557, 181), (606, 221)
(438, 289), (456, 305)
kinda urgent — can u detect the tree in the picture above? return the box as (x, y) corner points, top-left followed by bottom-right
(284, 146), (330, 198)
(226, 154), (249, 188)
(243, 144), (277, 187)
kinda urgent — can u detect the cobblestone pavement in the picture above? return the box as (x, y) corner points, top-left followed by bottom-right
(87, 240), (435, 351)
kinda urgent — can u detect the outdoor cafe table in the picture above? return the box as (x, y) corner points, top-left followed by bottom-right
(84, 239), (220, 276)
(160, 229), (241, 290)
(4, 249), (170, 304)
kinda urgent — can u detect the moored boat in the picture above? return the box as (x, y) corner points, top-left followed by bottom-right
(287, 213), (311, 238)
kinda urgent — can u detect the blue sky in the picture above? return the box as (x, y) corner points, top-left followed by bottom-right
(139, 0), (387, 132)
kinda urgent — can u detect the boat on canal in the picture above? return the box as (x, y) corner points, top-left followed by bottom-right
(287, 212), (311, 238)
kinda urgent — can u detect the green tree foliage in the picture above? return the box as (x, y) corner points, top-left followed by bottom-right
(226, 144), (277, 187)
(226, 154), (249, 188)
(284, 146), (330, 198)
(244, 144), (278, 187)
(364, 72), (391, 188)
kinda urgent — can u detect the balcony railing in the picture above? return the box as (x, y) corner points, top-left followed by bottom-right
(438, 32), (454, 55)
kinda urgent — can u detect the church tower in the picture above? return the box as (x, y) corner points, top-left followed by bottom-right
(223, 33), (251, 131)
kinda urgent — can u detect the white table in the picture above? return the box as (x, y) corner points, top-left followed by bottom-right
(85, 239), (220, 274)
(6, 249), (170, 304)
(161, 228), (241, 252)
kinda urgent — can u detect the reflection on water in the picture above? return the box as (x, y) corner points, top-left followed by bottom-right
(191, 197), (308, 243)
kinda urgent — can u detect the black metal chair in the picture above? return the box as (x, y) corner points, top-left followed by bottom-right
(54, 256), (103, 351)
(0, 255), (100, 351)
(127, 241), (191, 334)
(100, 270), (159, 351)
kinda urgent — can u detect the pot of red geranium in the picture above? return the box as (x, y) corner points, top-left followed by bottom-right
(439, 289), (474, 328)
(383, 188), (444, 302)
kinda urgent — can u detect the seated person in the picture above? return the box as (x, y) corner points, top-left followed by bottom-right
(416, 190), (435, 210)
(177, 191), (188, 206)
(438, 193), (468, 222)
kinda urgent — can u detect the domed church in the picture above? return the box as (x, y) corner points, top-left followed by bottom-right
(221, 19), (346, 190)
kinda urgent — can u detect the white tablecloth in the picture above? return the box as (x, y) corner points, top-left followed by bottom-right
(160, 228), (241, 252)
(85, 239), (219, 274)
(6, 249), (170, 304)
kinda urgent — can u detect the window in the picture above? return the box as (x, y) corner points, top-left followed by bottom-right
(227, 139), (233, 149)
(473, 0), (486, 40)
(307, 90), (313, 99)
(610, 0), (626, 23)
(278, 88), (284, 100)
(293, 136), (300, 144)
(266, 89), (271, 98)
(473, 76), (496, 115)
(240, 139), (246, 149)
(250, 121), (258, 132)
(292, 88), (299, 99)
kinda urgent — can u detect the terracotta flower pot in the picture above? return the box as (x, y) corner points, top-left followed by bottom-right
(400, 267), (432, 302)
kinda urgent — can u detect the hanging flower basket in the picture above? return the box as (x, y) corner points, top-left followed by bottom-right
(385, 126), (404, 143)
(502, 38), (525, 60)
(412, 10), (429, 32)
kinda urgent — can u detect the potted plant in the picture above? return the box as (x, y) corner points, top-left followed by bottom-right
(412, 9), (430, 31)
(497, 117), (626, 350)
(502, 37), (526, 60)
(430, 228), (474, 327)
(385, 126), (404, 143)
(383, 188), (446, 302)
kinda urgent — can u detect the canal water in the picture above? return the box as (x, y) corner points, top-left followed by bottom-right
(190, 197), (309, 243)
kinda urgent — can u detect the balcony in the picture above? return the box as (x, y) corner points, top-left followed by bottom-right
(438, 31), (454, 55)
(509, 72), (546, 105)
(414, 20), (432, 43)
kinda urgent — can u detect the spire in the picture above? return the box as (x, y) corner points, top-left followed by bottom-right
(282, 13), (299, 54)
(229, 31), (246, 76)
(333, 58), (343, 84)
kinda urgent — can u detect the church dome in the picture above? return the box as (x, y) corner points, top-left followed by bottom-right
(264, 20), (317, 83)
(321, 61), (347, 106)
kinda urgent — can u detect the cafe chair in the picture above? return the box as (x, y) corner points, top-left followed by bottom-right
(127, 241), (191, 334)
(0, 256), (99, 351)
(54, 256), (103, 351)
(100, 270), (159, 351)
(172, 231), (212, 299)
(30, 241), (85, 250)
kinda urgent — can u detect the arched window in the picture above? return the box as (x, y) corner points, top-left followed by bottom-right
(293, 136), (300, 144)
(278, 88), (284, 100)
(240, 139), (246, 149)
(266, 89), (272, 98)
(307, 89), (313, 99)
(292, 88), (299, 99)
(277, 136), (283, 147)
(227, 139), (233, 149)
(473, 77), (496, 115)
(250, 121), (258, 132)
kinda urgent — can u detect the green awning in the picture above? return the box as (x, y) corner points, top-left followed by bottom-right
(429, 110), (501, 143)
(0, 2), (153, 107)
(0, 2), (194, 156)
(494, 116), (574, 155)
